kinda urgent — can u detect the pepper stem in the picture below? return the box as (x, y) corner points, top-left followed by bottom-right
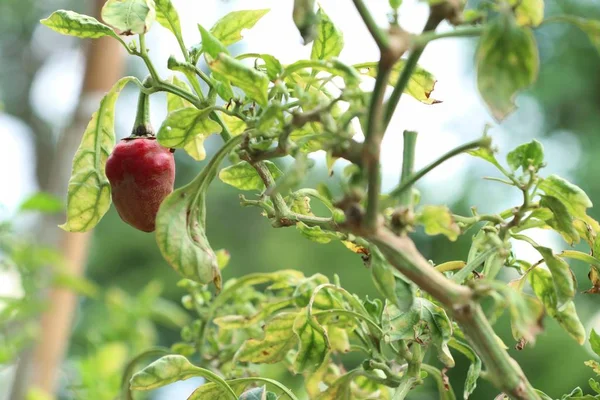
(131, 77), (154, 137)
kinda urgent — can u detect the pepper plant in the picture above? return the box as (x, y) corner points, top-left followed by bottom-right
(41, 0), (600, 399)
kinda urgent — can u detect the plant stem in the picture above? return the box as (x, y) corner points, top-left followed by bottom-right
(132, 88), (152, 136)
(138, 34), (160, 83)
(363, 55), (393, 231)
(388, 137), (491, 200)
(415, 26), (484, 46)
(366, 226), (539, 399)
(352, 0), (389, 50)
(398, 131), (418, 207)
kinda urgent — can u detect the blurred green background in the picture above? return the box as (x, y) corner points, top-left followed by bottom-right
(1, 0), (600, 399)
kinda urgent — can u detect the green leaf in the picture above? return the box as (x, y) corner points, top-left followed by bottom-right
(311, 8), (344, 60)
(236, 312), (299, 364)
(208, 53), (270, 106)
(210, 9), (270, 46)
(156, 135), (245, 288)
(591, 329), (600, 357)
(296, 223), (338, 244)
(534, 246), (576, 310)
(416, 205), (460, 241)
(218, 161), (282, 191)
(355, 60), (439, 104)
(449, 338), (481, 399)
(506, 139), (544, 171)
(198, 24), (229, 59)
(384, 298), (454, 367)
(554, 16), (600, 55)
(540, 195), (580, 245)
(476, 15), (538, 120)
(59, 77), (133, 232)
(539, 175), (593, 220)
(509, 0), (544, 27)
(41, 10), (119, 40)
(101, 0), (156, 35)
(154, 0), (182, 38)
(530, 267), (585, 344)
(293, 312), (329, 373)
(293, 0), (318, 44)
(157, 107), (222, 149)
(19, 192), (63, 214)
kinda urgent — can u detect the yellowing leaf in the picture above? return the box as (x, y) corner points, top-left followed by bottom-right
(157, 107), (222, 149)
(416, 205), (460, 241)
(510, 0), (544, 27)
(311, 8), (343, 60)
(59, 77), (134, 232)
(101, 0), (156, 35)
(354, 60), (439, 104)
(219, 161), (282, 191)
(208, 53), (270, 106)
(41, 10), (119, 39)
(236, 312), (299, 364)
(210, 9), (270, 46)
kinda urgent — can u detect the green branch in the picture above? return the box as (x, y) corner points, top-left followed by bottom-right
(388, 136), (491, 201)
(352, 0), (389, 50)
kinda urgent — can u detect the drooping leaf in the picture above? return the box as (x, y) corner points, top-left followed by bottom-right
(534, 246), (575, 310)
(540, 195), (580, 245)
(154, 0), (182, 38)
(41, 10), (119, 40)
(218, 161), (282, 191)
(311, 8), (344, 60)
(530, 267), (585, 344)
(293, 312), (329, 373)
(285, 59), (360, 87)
(509, 0), (544, 27)
(296, 223), (338, 244)
(155, 135), (245, 288)
(101, 0), (156, 35)
(130, 355), (231, 393)
(371, 249), (413, 310)
(416, 205), (461, 241)
(210, 9), (270, 46)
(539, 175), (593, 221)
(449, 338), (481, 399)
(354, 60), (439, 104)
(187, 381), (250, 400)
(208, 53), (270, 106)
(59, 77), (133, 232)
(500, 285), (544, 343)
(506, 139), (544, 171)
(476, 15), (539, 120)
(19, 192), (63, 214)
(157, 107), (222, 149)
(238, 386), (278, 400)
(591, 329), (600, 357)
(236, 312), (299, 364)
